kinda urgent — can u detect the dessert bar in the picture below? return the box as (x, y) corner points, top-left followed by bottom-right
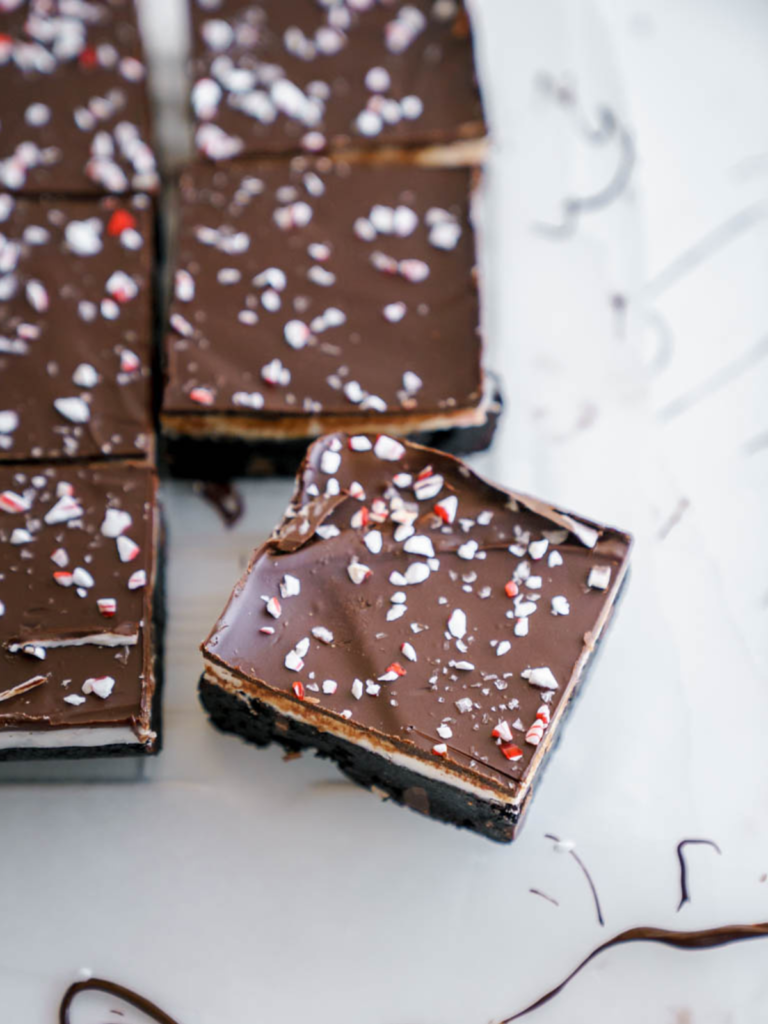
(0, 0), (158, 195)
(0, 192), (155, 464)
(200, 434), (632, 841)
(161, 156), (492, 475)
(0, 459), (162, 759)
(189, 0), (485, 162)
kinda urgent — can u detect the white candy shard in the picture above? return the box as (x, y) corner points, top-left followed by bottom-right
(100, 508), (132, 537)
(447, 608), (467, 640)
(588, 565), (612, 590)
(522, 667), (559, 690)
(82, 675), (115, 699)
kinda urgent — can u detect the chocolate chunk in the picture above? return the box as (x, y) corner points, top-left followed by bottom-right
(0, 459), (161, 757)
(0, 192), (154, 463)
(161, 157), (486, 456)
(189, 0), (485, 160)
(200, 434), (632, 841)
(0, 0), (158, 195)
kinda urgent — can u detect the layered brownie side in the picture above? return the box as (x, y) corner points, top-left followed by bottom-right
(162, 374), (502, 480)
(200, 434), (632, 840)
(0, 459), (162, 758)
(0, 0), (158, 196)
(161, 157), (491, 475)
(0, 191), (155, 464)
(189, 0), (485, 162)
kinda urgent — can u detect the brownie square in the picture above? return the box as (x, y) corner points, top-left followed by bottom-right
(189, 0), (485, 160)
(0, 458), (161, 758)
(200, 434), (633, 841)
(161, 156), (489, 473)
(0, 0), (158, 196)
(0, 191), (155, 464)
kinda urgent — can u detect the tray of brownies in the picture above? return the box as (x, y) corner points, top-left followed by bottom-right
(2, 1), (767, 1022)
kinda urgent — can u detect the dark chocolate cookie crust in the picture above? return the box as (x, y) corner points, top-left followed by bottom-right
(199, 677), (521, 842)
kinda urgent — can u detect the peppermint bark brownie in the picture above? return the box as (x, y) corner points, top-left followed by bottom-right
(0, 192), (155, 464)
(161, 156), (494, 476)
(0, 459), (162, 758)
(189, 0), (485, 162)
(0, 0), (158, 195)
(200, 435), (632, 841)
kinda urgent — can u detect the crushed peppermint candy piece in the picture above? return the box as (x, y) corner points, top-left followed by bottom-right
(127, 569), (147, 590)
(101, 508), (133, 538)
(347, 561), (372, 584)
(374, 435), (406, 461)
(97, 598), (117, 618)
(522, 667), (559, 690)
(492, 720), (514, 743)
(434, 495), (458, 524)
(54, 397), (90, 424)
(447, 608), (467, 640)
(588, 565), (612, 590)
(551, 595), (570, 616)
(280, 574), (301, 598)
(526, 705), (552, 746)
(116, 536), (140, 563)
(82, 676), (116, 700)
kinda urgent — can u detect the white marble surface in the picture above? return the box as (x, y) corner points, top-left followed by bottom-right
(2, 1), (768, 1020)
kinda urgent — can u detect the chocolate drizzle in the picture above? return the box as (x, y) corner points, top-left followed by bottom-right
(500, 922), (768, 1021)
(195, 481), (245, 528)
(529, 888), (559, 907)
(59, 978), (181, 1024)
(532, 76), (636, 238)
(676, 838), (722, 911)
(545, 834), (604, 926)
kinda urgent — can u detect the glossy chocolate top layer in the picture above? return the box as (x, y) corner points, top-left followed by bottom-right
(0, 192), (154, 463)
(204, 435), (632, 791)
(163, 158), (482, 422)
(189, 0), (484, 160)
(0, 460), (157, 738)
(0, 0), (158, 195)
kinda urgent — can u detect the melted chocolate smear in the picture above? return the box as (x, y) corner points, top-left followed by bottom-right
(677, 838), (722, 911)
(532, 75), (636, 238)
(545, 834), (604, 926)
(59, 978), (181, 1024)
(194, 481), (244, 529)
(500, 922), (768, 1022)
(529, 888), (560, 907)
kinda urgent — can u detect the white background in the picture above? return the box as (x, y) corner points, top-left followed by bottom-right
(2, 0), (768, 1020)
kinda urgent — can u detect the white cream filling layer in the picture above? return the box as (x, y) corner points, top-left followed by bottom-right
(7, 631), (139, 650)
(204, 663), (520, 810)
(0, 726), (142, 750)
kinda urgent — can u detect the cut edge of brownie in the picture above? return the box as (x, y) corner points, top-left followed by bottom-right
(160, 374), (502, 479)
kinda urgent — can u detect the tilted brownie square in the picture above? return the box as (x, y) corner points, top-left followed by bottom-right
(200, 434), (632, 842)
